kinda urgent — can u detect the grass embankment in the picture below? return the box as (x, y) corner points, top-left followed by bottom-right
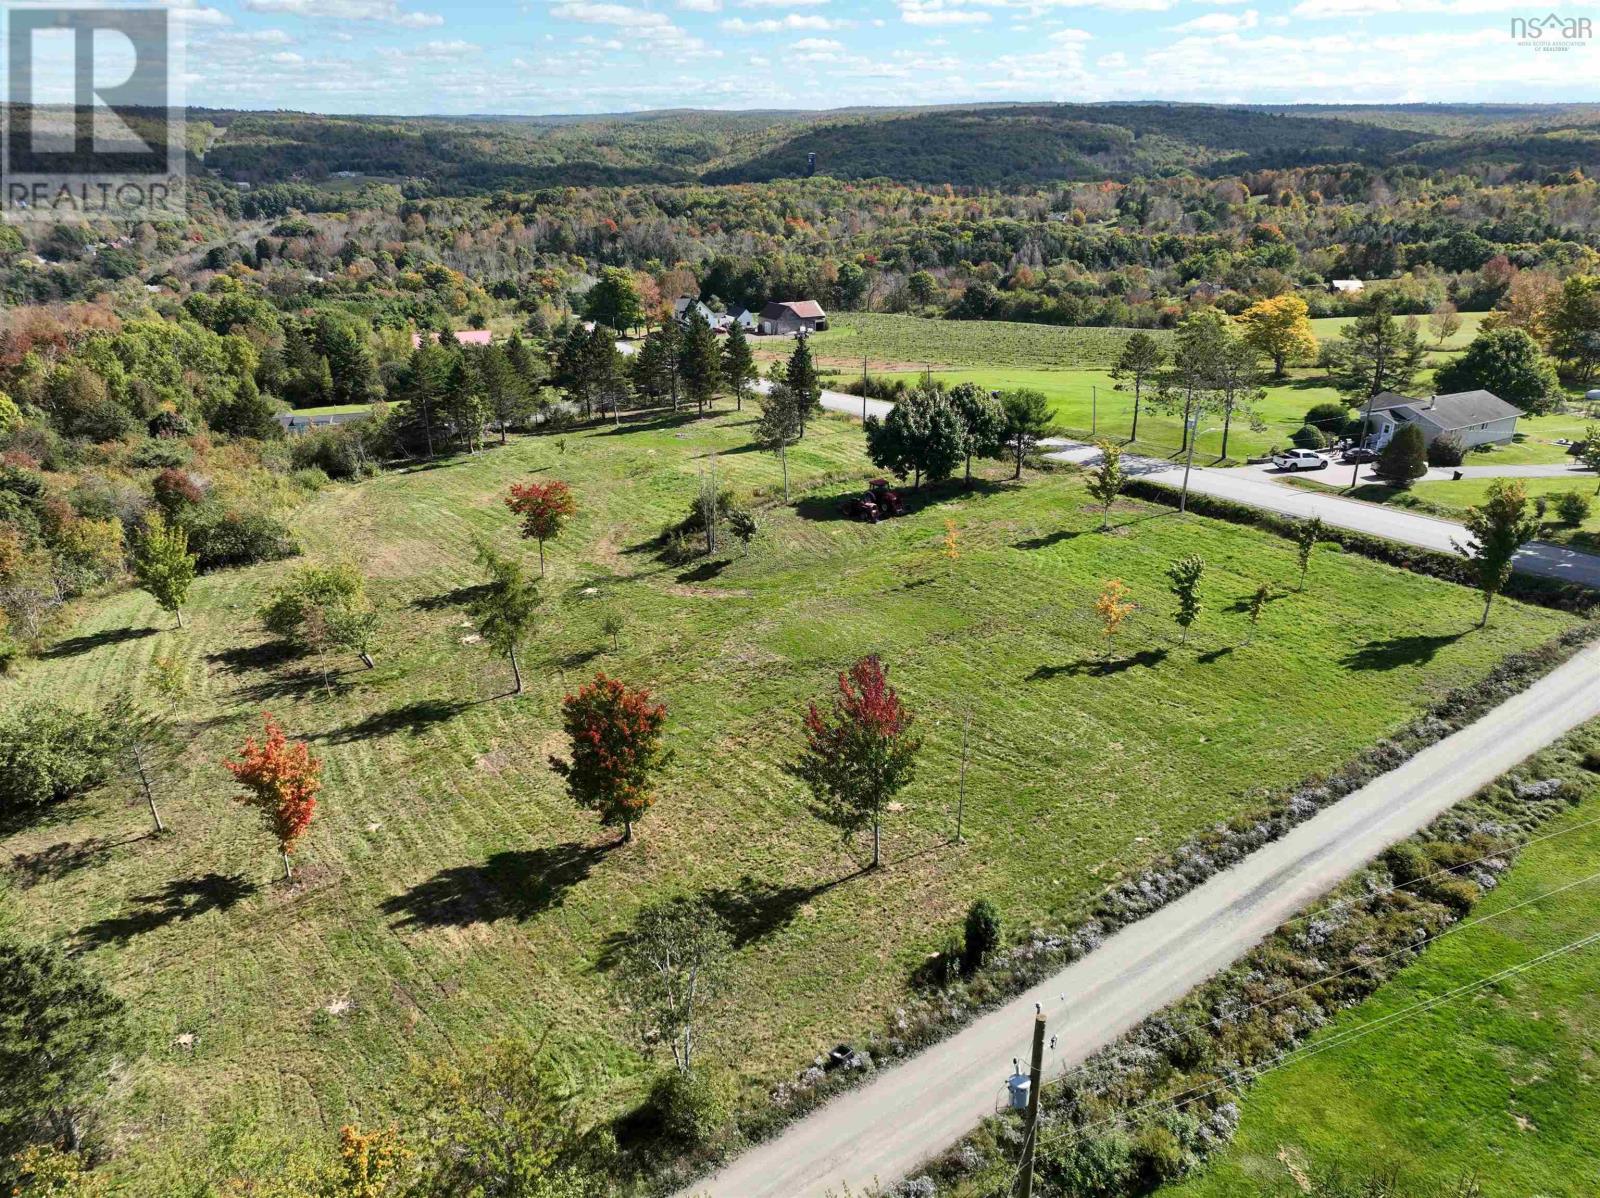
(1, 408), (1577, 1185)
(1168, 778), (1600, 1198)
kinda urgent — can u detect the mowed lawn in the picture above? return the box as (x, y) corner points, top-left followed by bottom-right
(1166, 780), (1600, 1198)
(1, 409), (1578, 1183)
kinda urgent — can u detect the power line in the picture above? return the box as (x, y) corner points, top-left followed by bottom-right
(1031, 926), (1600, 1160)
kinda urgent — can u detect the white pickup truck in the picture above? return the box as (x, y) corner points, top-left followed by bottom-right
(1271, 448), (1330, 472)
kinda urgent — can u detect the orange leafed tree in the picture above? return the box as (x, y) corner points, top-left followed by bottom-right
(505, 480), (577, 576)
(224, 713), (322, 881)
(549, 673), (672, 844)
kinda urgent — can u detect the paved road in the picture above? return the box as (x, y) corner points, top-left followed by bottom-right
(1039, 441), (1600, 589)
(683, 640), (1600, 1198)
(1233, 460), (1594, 485)
(277, 410), (371, 432)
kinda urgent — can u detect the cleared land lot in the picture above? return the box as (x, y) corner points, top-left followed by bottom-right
(3, 409), (1578, 1183)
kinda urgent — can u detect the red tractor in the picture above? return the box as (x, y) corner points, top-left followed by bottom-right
(841, 478), (906, 523)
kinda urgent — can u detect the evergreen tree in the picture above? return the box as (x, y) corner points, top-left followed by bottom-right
(784, 335), (823, 437)
(721, 321), (757, 412)
(1111, 331), (1164, 443)
(677, 311), (722, 417)
(1374, 423), (1428, 486)
(1331, 300), (1427, 400)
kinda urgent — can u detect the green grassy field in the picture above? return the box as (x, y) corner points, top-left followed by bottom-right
(2, 410), (1578, 1185)
(1167, 782), (1600, 1198)
(797, 312), (1171, 372)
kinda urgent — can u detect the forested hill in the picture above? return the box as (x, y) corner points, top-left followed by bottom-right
(193, 102), (1600, 194)
(702, 105), (1434, 187)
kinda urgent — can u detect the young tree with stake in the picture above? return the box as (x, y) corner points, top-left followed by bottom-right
(1291, 515), (1326, 591)
(794, 655), (921, 871)
(223, 713), (321, 882)
(103, 696), (177, 834)
(1455, 480), (1541, 628)
(469, 543), (540, 695)
(505, 480), (577, 577)
(1094, 580), (1135, 657)
(1245, 582), (1271, 644)
(549, 673), (673, 844)
(755, 380), (803, 503)
(1167, 555), (1205, 646)
(1086, 441), (1125, 530)
(132, 512), (197, 630)
(1580, 424), (1600, 493)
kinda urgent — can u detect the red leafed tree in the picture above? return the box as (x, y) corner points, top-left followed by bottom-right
(549, 673), (673, 844)
(224, 713), (322, 881)
(505, 480), (577, 576)
(795, 655), (922, 870)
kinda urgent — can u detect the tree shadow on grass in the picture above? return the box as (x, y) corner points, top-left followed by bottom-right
(675, 559), (730, 585)
(318, 698), (477, 745)
(411, 583), (492, 613)
(75, 873), (258, 949)
(1342, 632), (1467, 672)
(1028, 649), (1170, 680)
(1196, 646), (1236, 664)
(1013, 528), (1084, 551)
(594, 870), (863, 969)
(10, 833), (148, 888)
(381, 842), (616, 929)
(41, 627), (156, 660)
(793, 477), (1009, 524)
(1225, 589), (1292, 613)
(206, 640), (300, 674)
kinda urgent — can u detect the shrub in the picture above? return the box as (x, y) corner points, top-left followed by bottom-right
(290, 423), (379, 481)
(1374, 424), (1428, 486)
(646, 1069), (730, 1147)
(1290, 424), (1327, 451)
(1427, 433), (1465, 468)
(291, 466), (331, 493)
(179, 506), (298, 570)
(1555, 491), (1591, 527)
(1038, 1129), (1134, 1197)
(1381, 841), (1431, 887)
(151, 468), (206, 516)
(1303, 402), (1351, 439)
(0, 703), (117, 822)
(1131, 1123), (1187, 1188)
(1426, 876), (1481, 916)
(962, 899), (1001, 975)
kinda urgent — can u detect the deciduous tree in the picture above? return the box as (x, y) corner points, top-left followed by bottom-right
(131, 512), (196, 630)
(1245, 582), (1271, 644)
(612, 899), (730, 1075)
(1580, 424), (1600, 493)
(865, 389), (965, 490)
(1238, 294), (1318, 377)
(1455, 479), (1540, 628)
(1167, 555), (1205, 646)
(1291, 515), (1326, 591)
(754, 381), (803, 502)
(947, 382), (1006, 487)
(224, 713), (321, 881)
(1094, 580), (1135, 654)
(794, 655), (921, 870)
(469, 543), (540, 695)
(505, 480), (577, 576)
(1086, 441), (1125, 530)
(549, 673), (672, 844)
(102, 696), (177, 834)
(584, 267), (644, 336)
(1434, 327), (1560, 414)
(1428, 300), (1462, 348)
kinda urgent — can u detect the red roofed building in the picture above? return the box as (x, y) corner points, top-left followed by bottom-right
(412, 329), (494, 349)
(758, 300), (828, 336)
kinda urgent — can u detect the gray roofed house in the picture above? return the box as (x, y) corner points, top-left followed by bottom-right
(1360, 389), (1521, 451)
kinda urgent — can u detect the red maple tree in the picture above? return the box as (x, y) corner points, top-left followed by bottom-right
(549, 673), (673, 843)
(224, 713), (322, 881)
(796, 655), (921, 870)
(505, 480), (577, 576)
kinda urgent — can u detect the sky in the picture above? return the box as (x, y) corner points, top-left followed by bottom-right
(156, 0), (1595, 114)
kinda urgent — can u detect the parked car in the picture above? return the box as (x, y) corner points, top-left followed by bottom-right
(1340, 447), (1379, 464)
(840, 478), (906, 522)
(1272, 449), (1330, 472)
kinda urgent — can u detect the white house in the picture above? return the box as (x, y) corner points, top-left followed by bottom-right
(1361, 390), (1521, 451)
(725, 305), (758, 332)
(672, 295), (716, 326)
(1330, 279), (1365, 294)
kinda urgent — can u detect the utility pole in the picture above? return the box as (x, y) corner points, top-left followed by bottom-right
(1352, 390), (1378, 490)
(1180, 415), (1200, 514)
(1017, 1010), (1046, 1198)
(863, 351), (869, 423)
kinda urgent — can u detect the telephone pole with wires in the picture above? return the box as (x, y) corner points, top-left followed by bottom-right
(1017, 1008), (1046, 1198)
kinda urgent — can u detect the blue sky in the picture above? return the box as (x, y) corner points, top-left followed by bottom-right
(166, 0), (1591, 114)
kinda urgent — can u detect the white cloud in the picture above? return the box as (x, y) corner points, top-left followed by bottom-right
(721, 12), (847, 30)
(678, 0), (721, 10)
(243, 0), (444, 25)
(1292, 0), (1536, 14)
(1169, 7), (1257, 31)
(899, 1), (992, 27)
(552, 2), (672, 25)
(379, 38), (480, 58)
(736, 0), (832, 6)
(791, 36), (845, 50)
